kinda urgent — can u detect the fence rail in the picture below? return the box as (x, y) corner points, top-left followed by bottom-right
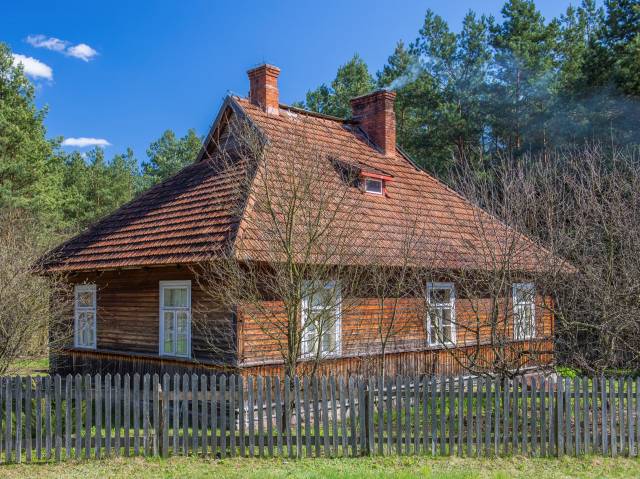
(0, 373), (638, 463)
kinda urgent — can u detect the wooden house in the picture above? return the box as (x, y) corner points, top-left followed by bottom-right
(42, 64), (555, 378)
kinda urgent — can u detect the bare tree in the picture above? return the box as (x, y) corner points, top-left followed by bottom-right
(448, 144), (640, 375)
(416, 155), (566, 378)
(193, 114), (372, 378)
(0, 209), (72, 375)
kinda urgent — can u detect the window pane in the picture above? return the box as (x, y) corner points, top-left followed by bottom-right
(164, 287), (188, 308)
(514, 284), (535, 304)
(163, 311), (174, 353)
(77, 291), (95, 307)
(430, 288), (451, 304)
(365, 178), (382, 194)
(441, 309), (453, 343)
(321, 319), (337, 353)
(176, 311), (189, 355)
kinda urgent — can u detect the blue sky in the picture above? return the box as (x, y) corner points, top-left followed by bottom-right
(5, 0), (581, 163)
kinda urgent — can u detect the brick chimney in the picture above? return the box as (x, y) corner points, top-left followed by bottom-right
(247, 64), (280, 115)
(350, 90), (397, 157)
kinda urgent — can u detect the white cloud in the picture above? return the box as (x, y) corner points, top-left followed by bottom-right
(66, 43), (98, 62)
(26, 34), (99, 62)
(26, 34), (67, 52)
(62, 137), (111, 148)
(11, 54), (53, 80)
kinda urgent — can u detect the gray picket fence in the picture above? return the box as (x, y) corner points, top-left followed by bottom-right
(0, 373), (638, 463)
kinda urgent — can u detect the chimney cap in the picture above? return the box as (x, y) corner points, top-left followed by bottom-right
(349, 89), (396, 105)
(247, 63), (281, 76)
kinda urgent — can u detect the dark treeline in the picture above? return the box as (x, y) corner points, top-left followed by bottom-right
(298, 0), (640, 176)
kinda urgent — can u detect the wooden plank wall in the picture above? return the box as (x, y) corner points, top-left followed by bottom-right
(64, 267), (235, 365)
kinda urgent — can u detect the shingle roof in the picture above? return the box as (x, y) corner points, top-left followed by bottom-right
(42, 95), (552, 273)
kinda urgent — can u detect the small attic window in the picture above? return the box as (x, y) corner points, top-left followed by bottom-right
(364, 178), (383, 195)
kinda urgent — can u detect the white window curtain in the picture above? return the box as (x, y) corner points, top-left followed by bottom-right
(74, 284), (97, 349)
(301, 280), (341, 358)
(159, 281), (192, 358)
(426, 282), (456, 346)
(513, 282), (536, 340)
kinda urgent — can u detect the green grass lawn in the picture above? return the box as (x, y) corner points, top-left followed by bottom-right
(2, 455), (640, 479)
(8, 357), (49, 376)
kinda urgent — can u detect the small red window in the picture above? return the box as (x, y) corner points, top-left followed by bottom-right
(364, 178), (383, 195)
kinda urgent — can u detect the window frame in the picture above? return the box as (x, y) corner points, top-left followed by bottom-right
(512, 282), (536, 340)
(158, 280), (192, 359)
(364, 177), (384, 195)
(301, 280), (342, 359)
(74, 284), (97, 350)
(426, 282), (457, 347)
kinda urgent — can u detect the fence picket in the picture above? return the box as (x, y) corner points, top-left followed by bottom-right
(447, 376), (454, 456)
(104, 374), (111, 457)
(15, 377), (22, 463)
(522, 378), (528, 456)
(583, 377), (589, 455)
(295, 376), (302, 458)
(386, 377), (393, 455)
(531, 378), (537, 456)
(403, 377), (411, 455)
(395, 376), (402, 455)
(627, 378), (633, 456)
(226, 376), (236, 457)
(200, 375), (208, 456)
(162, 374), (170, 458)
(349, 377), (357, 457)
(95, 374), (102, 459)
(610, 377), (616, 457)
(219, 375), (226, 458)
(123, 374), (130, 457)
(636, 378), (640, 457)
(238, 375), (246, 458)
(153, 374), (160, 457)
(285, 376), (292, 458)
(457, 375), (463, 456)
(247, 376), (255, 457)
(133, 374), (140, 456)
(172, 374), (179, 456)
(439, 376), (446, 456)
(331, 376), (339, 456)
(257, 375), (265, 457)
(64, 375), (71, 459)
(274, 376), (283, 457)
(264, 376), (273, 457)
(486, 378), (493, 456)
(191, 375), (199, 454)
(35, 377), (42, 461)
(114, 374), (121, 457)
(143, 374), (150, 456)
(314, 377), (322, 457)
(34, 378), (41, 462)
(476, 377), (482, 456)
(84, 374), (92, 459)
(45, 376), (52, 461)
(321, 377), (330, 457)
(5, 378), (12, 463)
(467, 376), (473, 457)
(210, 375), (217, 457)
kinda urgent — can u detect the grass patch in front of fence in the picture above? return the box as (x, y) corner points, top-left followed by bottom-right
(2, 455), (640, 479)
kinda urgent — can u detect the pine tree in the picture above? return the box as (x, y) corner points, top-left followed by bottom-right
(302, 54), (374, 118)
(139, 129), (201, 191)
(0, 43), (64, 227)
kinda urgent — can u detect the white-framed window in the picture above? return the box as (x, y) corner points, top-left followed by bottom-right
(426, 282), (456, 346)
(364, 178), (383, 195)
(301, 281), (341, 358)
(513, 282), (536, 340)
(159, 280), (192, 358)
(74, 284), (97, 349)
